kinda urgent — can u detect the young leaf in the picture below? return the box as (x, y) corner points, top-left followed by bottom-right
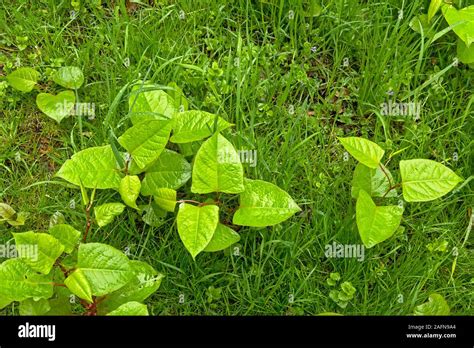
(118, 119), (172, 170)
(0, 259), (54, 302)
(6, 67), (39, 92)
(170, 111), (232, 143)
(99, 261), (164, 314)
(338, 137), (385, 169)
(356, 190), (403, 248)
(167, 82), (188, 111)
(19, 298), (51, 316)
(153, 188), (176, 212)
(457, 38), (474, 64)
(64, 269), (93, 303)
(0, 203), (17, 220)
(191, 133), (245, 194)
(442, 5), (474, 47)
(427, 0), (442, 21)
(106, 301), (149, 316)
(13, 232), (65, 274)
(413, 293), (450, 316)
(141, 202), (167, 227)
(52, 66), (84, 89)
(119, 175), (141, 210)
(176, 203), (219, 259)
(74, 243), (134, 296)
(400, 159), (462, 202)
(56, 145), (123, 189)
(203, 223), (240, 252)
(351, 163), (396, 198)
(48, 224), (81, 254)
(36, 91), (76, 123)
(129, 83), (177, 124)
(94, 203), (126, 227)
(233, 179), (301, 227)
(141, 150), (191, 195)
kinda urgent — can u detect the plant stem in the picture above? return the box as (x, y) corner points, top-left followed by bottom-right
(382, 183), (401, 198)
(83, 203), (92, 242)
(378, 163), (393, 188)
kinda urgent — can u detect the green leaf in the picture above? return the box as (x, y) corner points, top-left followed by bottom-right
(442, 5), (474, 47)
(141, 202), (167, 227)
(36, 91), (76, 123)
(94, 202), (126, 227)
(400, 159), (462, 202)
(141, 150), (191, 195)
(192, 133), (244, 194)
(0, 203), (16, 220)
(338, 137), (385, 169)
(356, 190), (403, 248)
(6, 67), (39, 92)
(52, 66), (84, 89)
(351, 163), (396, 199)
(233, 179), (301, 227)
(0, 259), (54, 302)
(5, 212), (27, 226)
(19, 298), (51, 316)
(176, 203), (219, 259)
(46, 286), (73, 315)
(106, 301), (149, 316)
(56, 145), (122, 189)
(64, 269), (93, 303)
(167, 82), (188, 111)
(118, 119), (172, 170)
(48, 224), (81, 254)
(428, 0), (442, 21)
(409, 14), (435, 38)
(129, 83), (177, 124)
(203, 223), (240, 252)
(153, 188), (176, 212)
(414, 293), (450, 315)
(170, 110), (232, 143)
(99, 261), (163, 313)
(13, 232), (65, 274)
(119, 175), (141, 210)
(74, 243), (134, 296)
(457, 38), (474, 64)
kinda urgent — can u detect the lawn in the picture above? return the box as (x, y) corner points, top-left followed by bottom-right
(0, 0), (472, 316)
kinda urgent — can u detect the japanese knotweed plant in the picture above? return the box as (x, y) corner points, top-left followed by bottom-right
(0, 198), (163, 316)
(55, 82), (301, 259)
(411, 1), (474, 66)
(339, 137), (463, 248)
(6, 65), (87, 123)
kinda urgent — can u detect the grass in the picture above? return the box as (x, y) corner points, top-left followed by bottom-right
(0, 0), (473, 315)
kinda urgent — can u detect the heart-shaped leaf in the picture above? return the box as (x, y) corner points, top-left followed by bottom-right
(94, 203), (126, 227)
(400, 159), (462, 202)
(56, 145), (123, 189)
(176, 203), (219, 259)
(191, 133), (245, 194)
(36, 91), (76, 123)
(338, 137), (385, 169)
(233, 179), (301, 227)
(119, 175), (141, 210)
(356, 190), (403, 248)
(53, 66), (84, 89)
(141, 150), (191, 194)
(351, 163), (396, 198)
(6, 67), (39, 92)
